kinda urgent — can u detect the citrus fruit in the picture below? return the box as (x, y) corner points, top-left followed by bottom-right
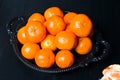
(26, 21), (46, 43)
(21, 42), (40, 59)
(64, 12), (77, 24)
(55, 50), (74, 69)
(69, 14), (93, 37)
(65, 24), (72, 32)
(45, 15), (66, 35)
(101, 64), (120, 80)
(35, 49), (55, 68)
(75, 37), (92, 55)
(55, 31), (77, 50)
(17, 26), (29, 44)
(44, 6), (64, 20)
(41, 34), (57, 51)
(28, 13), (45, 23)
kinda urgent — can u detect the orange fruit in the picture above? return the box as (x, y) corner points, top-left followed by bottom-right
(44, 7), (64, 20)
(17, 26), (30, 44)
(45, 15), (66, 35)
(55, 50), (74, 69)
(102, 64), (120, 75)
(21, 42), (40, 59)
(41, 34), (57, 51)
(35, 49), (55, 68)
(64, 12), (77, 24)
(111, 73), (120, 79)
(65, 24), (72, 32)
(101, 64), (120, 80)
(75, 37), (92, 55)
(26, 21), (46, 43)
(69, 14), (93, 37)
(55, 31), (77, 50)
(28, 13), (45, 23)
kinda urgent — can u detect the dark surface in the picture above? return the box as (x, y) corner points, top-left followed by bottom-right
(0, 0), (120, 80)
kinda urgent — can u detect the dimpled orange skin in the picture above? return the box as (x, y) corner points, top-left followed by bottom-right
(55, 31), (77, 50)
(28, 13), (45, 23)
(75, 37), (92, 55)
(41, 34), (57, 51)
(17, 26), (30, 44)
(35, 49), (55, 68)
(55, 50), (74, 69)
(45, 16), (66, 35)
(26, 21), (46, 43)
(69, 14), (93, 37)
(21, 42), (40, 59)
(44, 7), (64, 20)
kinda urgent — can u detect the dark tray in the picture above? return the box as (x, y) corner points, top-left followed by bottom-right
(6, 17), (110, 73)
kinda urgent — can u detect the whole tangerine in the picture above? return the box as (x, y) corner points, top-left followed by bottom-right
(55, 31), (77, 50)
(69, 14), (93, 37)
(55, 50), (74, 69)
(75, 37), (92, 55)
(21, 42), (40, 59)
(45, 15), (66, 35)
(26, 21), (46, 43)
(35, 49), (55, 68)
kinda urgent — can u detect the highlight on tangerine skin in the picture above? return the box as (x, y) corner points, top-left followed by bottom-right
(41, 34), (57, 51)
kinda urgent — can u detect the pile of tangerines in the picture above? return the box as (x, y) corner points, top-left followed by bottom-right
(17, 7), (93, 69)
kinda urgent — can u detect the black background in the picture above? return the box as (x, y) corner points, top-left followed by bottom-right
(0, 0), (120, 80)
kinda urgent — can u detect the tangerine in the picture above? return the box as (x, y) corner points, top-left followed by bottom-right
(21, 42), (40, 59)
(45, 15), (66, 35)
(17, 26), (29, 44)
(55, 50), (74, 69)
(75, 37), (92, 55)
(64, 12), (77, 24)
(26, 21), (46, 43)
(69, 14), (93, 37)
(55, 31), (77, 50)
(41, 34), (57, 51)
(35, 49), (55, 68)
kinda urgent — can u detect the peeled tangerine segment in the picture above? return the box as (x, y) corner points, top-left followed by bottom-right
(100, 64), (120, 80)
